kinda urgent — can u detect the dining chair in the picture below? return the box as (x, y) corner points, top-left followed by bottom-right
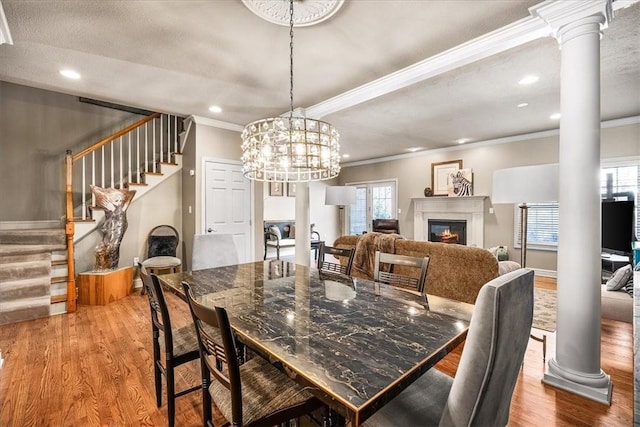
(140, 225), (182, 294)
(317, 243), (355, 276)
(182, 282), (324, 427)
(363, 268), (534, 427)
(138, 264), (200, 427)
(373, 250), (429, 297)
(191, 233), (239, 271)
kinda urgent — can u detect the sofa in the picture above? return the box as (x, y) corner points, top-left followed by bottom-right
(264, 220), (321, 260)
(334, 233), (518, 304)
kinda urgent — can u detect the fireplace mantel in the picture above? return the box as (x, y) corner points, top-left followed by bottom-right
(413, 196), (488, 247)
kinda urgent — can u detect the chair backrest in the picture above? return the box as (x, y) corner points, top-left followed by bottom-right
(191, 234), (239, 271)
(139, 263), (174, 343)
(373, 251), (429, 294)
(182, 282), (243, 423)
(439, 268), (534, 427)
(372, 219), (399, 234)
(147, 225), (179, 258)
(317, 243), (355, 276)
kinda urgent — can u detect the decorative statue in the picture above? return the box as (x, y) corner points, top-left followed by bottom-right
(90, 185), (136, 271)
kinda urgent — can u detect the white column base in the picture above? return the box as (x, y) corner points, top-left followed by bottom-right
(543, 358), (612, 405)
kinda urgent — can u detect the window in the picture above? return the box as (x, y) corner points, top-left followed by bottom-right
(516, 160), (640, 249)
(347, 180), (397, 235)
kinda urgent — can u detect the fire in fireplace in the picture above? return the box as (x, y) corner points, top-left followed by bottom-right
(428, 220), (467, 245)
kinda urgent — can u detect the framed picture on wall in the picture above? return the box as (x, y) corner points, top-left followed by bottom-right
(287, 183), (297, 197)
(431, 160), (462, 196)
(269, 182), (283, 196)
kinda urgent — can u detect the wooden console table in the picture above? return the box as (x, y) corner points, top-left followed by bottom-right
(78, 266), (133, 305)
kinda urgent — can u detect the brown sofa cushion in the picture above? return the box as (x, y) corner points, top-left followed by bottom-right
(335, 235), (499, 304)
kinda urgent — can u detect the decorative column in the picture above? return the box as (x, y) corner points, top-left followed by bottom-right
(295, 182), (311, 266)
(531, 0), (613, 404)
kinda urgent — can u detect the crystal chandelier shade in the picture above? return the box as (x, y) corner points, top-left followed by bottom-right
(241, 0), (341, 183)
(241, 116), (340, 182)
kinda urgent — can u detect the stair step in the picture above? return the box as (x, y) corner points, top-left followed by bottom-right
(0, 228), (65, 246)
(51, 294), (67, 304)
(126, 182), (148, 187)
(159, 161), (179, 166)
(50, 276), (67, 284)
(51, 259), (68, 267)
(143, 171), (163, 176)
(0, 244), (66, 258)
(72, 218), (96, 223)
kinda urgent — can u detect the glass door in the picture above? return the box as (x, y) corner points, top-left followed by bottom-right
(347, 180), (397, 234)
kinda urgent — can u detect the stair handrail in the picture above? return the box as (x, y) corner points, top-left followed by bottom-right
(64, 112), (162, 313)
(72, 112), (161, 161)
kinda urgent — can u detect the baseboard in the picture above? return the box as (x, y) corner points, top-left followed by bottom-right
(533, 268), (557, 278)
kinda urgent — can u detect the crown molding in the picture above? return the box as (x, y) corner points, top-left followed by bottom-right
(189, 115), (243, 132)
(305, 0), (639, 120)
(343, 115), (640, 168)
(0, 1), (13, 45)
(306, 10), (552, 119)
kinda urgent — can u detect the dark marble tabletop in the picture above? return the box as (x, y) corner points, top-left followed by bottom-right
(158, 260), (471, 426)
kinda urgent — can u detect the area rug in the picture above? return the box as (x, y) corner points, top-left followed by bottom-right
(533, 288), (557, 332)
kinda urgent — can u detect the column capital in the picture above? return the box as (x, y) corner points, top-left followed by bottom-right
(530, 0), (612, 43)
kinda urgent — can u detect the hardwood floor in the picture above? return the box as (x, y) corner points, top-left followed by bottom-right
(0, 277), (633, 426)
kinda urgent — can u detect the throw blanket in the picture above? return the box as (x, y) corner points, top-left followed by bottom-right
(352, 232), (404, 279)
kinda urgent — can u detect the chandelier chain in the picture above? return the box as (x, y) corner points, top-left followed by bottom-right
(289, 0), (294, 121)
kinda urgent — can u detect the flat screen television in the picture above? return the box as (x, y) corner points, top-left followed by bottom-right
(601, 200), (635, 255)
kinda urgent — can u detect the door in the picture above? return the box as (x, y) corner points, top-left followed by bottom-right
(348, 180), (397, 234)
(204, 160), (252, 262)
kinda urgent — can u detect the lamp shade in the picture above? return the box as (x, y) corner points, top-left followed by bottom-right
(325, 186), (356, 206)
(492, 164), (559, 204)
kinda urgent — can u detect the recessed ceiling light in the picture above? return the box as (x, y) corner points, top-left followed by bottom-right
(208, 105), (222, 113)
(59, 69), (81, 80)
(456, 138), (469, 144)
(550, 113), (561, 120)
(342, 154), (350, 158)
(518, 75), (539, 85)
(517, 102), (529, 108)
(407, 147), (421, 152)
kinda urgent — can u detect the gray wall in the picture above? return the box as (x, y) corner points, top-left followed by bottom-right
(339, 122), (640, 271)
(0, 81), (144, 221)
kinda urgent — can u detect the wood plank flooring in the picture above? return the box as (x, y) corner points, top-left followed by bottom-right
(0, 277), (633, 426)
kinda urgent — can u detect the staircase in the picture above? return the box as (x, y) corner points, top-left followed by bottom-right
(0, 113), (188, 324)
(0, 227), (66, 325)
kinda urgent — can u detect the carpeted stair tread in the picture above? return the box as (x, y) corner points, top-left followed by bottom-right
(0, 259), (51, 283)
(0, 228), (65, 246)
(0, 244), (66, 257)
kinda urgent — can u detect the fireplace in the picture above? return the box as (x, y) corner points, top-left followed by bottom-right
(413, 196), (487, 247)
(428, 220), (467, 245)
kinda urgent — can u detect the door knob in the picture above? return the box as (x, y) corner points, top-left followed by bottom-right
(207, 228), (216, 233)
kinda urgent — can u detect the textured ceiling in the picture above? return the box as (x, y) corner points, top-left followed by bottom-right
(0, 0), (638, 163)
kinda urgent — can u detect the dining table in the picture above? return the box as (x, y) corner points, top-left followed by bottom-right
(157, 260), (474, 426)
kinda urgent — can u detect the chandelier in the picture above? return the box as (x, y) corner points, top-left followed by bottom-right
(241, 0), (341, 182)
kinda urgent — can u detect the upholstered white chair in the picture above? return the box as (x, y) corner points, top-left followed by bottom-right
(191, 234), (239, 271)
(364, 268), (534, 427)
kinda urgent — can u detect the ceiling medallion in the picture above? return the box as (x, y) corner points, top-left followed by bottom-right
(241, 0), (345, 27)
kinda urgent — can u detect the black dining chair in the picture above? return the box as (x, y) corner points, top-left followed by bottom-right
(317, 243), (355, 276)
(363, 269), (534, 427)
(138, 264), (200, 427)
(182, 282), (324, 427)
(373, 250), (429, 292)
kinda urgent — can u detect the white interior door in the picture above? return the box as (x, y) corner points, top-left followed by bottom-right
(204, 160), (252, 263)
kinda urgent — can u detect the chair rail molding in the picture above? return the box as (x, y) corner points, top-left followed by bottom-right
(413, 196), (488, 248)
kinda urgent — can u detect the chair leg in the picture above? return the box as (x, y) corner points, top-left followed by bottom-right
(166, 358), (176, 427)
(201, 360), (212, 427)
(153, 333), (162, 407)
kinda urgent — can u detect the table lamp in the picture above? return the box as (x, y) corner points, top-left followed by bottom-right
(325, 186), (357, 236)
(492, 164), (559, 268)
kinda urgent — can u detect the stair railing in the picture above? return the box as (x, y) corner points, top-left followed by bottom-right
(64, 112), (182, 312)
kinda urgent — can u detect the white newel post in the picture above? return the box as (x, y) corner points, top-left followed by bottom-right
(295, 182), (311, 267)
(532, 0), (613, 404)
